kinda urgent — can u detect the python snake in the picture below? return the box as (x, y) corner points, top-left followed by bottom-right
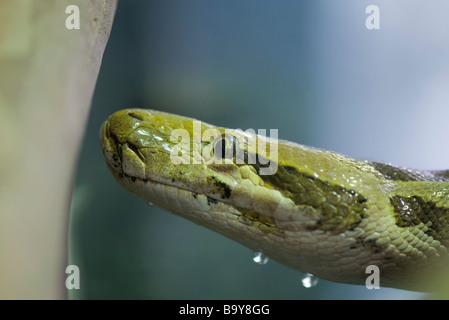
(100, 109), (449, 291)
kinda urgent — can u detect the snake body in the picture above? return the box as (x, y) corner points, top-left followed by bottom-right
(100, 109), (449, 291)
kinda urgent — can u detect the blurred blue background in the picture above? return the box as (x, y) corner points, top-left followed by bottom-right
(69, 0), (449, 299)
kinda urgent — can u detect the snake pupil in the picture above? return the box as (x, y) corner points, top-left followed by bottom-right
(214, 134), (238, 160)
(216, 139), (226, 158)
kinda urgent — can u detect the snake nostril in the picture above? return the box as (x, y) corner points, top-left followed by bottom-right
(128, 111), (145, 121)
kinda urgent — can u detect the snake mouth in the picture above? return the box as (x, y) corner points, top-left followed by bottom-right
(114, 168), (283, 238)
(110, 134), (123, 164)
(101, 122), (122, 169)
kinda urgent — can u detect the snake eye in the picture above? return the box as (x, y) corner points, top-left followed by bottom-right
(213, 134), (239, 160)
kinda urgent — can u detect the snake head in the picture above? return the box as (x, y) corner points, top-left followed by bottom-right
(100, 108), (449, 291)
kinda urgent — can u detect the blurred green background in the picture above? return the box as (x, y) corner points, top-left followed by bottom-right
(69, 0), (449, 299)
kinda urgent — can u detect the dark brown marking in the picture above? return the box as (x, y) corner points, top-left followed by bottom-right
(208, 176), (232, 199)
(370, 161), (448, 182)
(236, 207), (284, 236)
(391, 195), (449, 246)
(432, 170), (449, 181)
(256, 165), (368, 234)
(207, 197), (218, 205)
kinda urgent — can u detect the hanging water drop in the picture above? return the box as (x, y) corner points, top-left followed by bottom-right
(301, 273), (319, 288)
(148, 201), (154, 207)
(252, 250), (269, 265)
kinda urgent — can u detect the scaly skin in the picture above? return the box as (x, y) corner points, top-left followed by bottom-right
(100, 109), (449, 291)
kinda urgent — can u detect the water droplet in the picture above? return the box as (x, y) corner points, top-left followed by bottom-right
(301, 273), (319, 288)
(252, 250), (269, 265)
(148, 202), (154, 207)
